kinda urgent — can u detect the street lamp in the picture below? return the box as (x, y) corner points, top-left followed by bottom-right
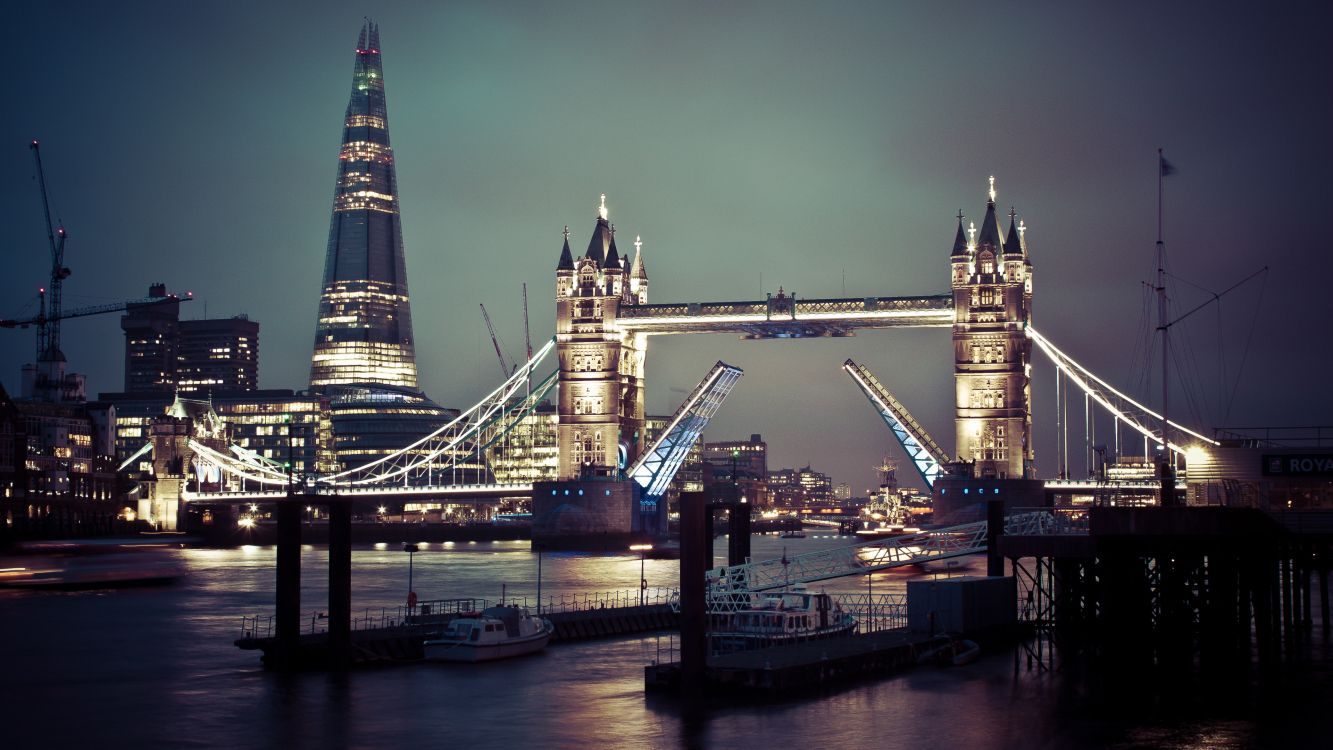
(403, 542), (419, 611)
(630, 544), (653, 605)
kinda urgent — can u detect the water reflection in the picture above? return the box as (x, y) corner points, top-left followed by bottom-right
(0, 535), (1325, 749)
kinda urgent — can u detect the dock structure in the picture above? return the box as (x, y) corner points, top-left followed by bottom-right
(236, 601), (679, 669)
(999, 506), (1332, 674)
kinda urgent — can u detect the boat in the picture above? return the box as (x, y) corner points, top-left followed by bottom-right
(423, 605), (553, 662)
(0, 541), (186, 590)
(916, 635), (981, 666)
(708, 584), (857, 653)
(778, 530), (806, 539)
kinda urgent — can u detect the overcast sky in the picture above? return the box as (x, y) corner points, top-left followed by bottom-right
(5, 1), (1331, 491)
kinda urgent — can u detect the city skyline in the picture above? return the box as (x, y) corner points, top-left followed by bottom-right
(4, 2), (1331, 491)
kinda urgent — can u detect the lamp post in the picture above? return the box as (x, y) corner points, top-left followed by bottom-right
(630, 544), (653, 605)
(403, 542), (419, 611)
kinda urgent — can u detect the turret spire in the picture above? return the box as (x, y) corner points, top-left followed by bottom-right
(631, 235), (648, 279)
(557, 225), (574, 271)
(1004, 208), (1023, 255)
(976, 178), (1004, 251)
(606, 223), (621, 269)
(951, 210), (969, 257)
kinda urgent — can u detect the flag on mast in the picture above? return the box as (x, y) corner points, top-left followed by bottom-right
(1160, 153), (1177, 176)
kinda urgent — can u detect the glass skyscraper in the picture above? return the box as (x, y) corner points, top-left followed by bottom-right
(310, 21), (418, 391)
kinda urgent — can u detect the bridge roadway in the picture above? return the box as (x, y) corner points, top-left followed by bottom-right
(189, 477), (1177, 506)
(188, 482), (532, 504)
(616, 294), (953, 337)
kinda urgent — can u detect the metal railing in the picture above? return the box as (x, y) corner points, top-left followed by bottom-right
(1005, 507), (1090, 535)
(237, 588), (680, 639)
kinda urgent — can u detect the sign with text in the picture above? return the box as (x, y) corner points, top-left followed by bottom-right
(1262, 454), (1333, 477)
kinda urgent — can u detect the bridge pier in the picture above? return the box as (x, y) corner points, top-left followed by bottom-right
(678, 491), (707, 694)
(727, 502), (750, 566)
(275, 497), (302, 670)
(328, 496), (352, 669)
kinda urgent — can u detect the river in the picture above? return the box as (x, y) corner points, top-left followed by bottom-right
(1, 533), (1327, 749)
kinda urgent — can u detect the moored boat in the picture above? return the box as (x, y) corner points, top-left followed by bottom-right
(708, 584), (857, 653)
(423, 605), (553, 662)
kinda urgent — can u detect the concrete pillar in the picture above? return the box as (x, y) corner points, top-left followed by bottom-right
(727, 502), (750, 567)
(679, 491), (707, 693)
(987, 500), (1004, 577)
(327, 497), (352, 669)
(275, 497), (302, 669)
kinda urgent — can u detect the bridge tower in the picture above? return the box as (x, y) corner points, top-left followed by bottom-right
(951, 178), (1034, 479)
(554, 196), (649, 479)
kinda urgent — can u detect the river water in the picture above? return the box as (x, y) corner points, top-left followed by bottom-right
(2, 533), (1327, 749)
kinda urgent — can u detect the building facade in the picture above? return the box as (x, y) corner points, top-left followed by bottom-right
(121, 284), (259, 395)
(121, 284), (181, 394)
(309, 21), (419, 392)
(554, 197), (649, 479)
(951, 178), (1034, 480)
(176, 317), (259, 395)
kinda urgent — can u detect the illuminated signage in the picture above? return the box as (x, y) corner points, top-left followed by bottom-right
(1262, 454), (1333, 477)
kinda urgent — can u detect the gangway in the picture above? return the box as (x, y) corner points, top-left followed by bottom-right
(711, 511), (1059, 596)
(843, 359), (951, 487)
(628, 361), (744, 500)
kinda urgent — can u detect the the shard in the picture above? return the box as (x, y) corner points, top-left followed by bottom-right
(310, 20), (419, 391)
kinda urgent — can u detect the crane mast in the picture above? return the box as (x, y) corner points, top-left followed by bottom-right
(479, 303), (513, 377)
(31, 141), (72, 362)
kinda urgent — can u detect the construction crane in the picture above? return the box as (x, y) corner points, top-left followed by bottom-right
(522, 283), (532, 364)
(479, 303), (513, 377)
(1, 291), (192, 330)
(30, 140), (71, 363)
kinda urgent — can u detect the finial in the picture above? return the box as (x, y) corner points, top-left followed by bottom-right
(1009, 206), (1016, 221)
(1018, 220), (1026, 238)
(563, 225), (570, 241)
(988, 176), (996, 203)
(598, 194), (608, 221)
(956, 209), (964, 223)
(635, 235), (642, 253)
(967, 221), (977, 246)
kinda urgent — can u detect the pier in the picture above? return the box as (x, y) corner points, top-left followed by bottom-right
(236, 592), (681, 668)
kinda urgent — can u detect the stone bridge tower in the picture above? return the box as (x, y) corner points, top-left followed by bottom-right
(554, 196), (648, 480)
(951, 178), (1034, 479)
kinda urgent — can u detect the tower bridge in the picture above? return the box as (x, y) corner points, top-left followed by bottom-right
(185, 178), (1214, 545)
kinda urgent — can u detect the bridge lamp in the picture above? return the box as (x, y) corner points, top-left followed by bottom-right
(629, 544), (654, 605)
(403, 542), (420, 609)
(238, 516), (255, 529)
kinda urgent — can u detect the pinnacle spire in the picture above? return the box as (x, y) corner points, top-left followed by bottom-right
(632, 235), (648, 279)
(1004, 208), (1023, 256)
(606, 223), (621, 269)
(976, 178), (1003, 251)
(584, 195), (610, 265)
(557, 226), (574, 271)
(951, 210), (969, 257)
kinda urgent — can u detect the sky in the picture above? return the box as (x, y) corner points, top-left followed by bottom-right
(4, 1), (1331, 492)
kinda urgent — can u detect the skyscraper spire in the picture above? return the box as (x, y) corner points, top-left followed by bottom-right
(310, 20), (419, 392)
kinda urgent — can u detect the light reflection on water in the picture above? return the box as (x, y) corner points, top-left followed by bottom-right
(0, 534), (1326, 749)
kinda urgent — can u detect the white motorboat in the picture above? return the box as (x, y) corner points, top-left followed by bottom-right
(708, 584), (857, 654)
(423, 605), (554, 663)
